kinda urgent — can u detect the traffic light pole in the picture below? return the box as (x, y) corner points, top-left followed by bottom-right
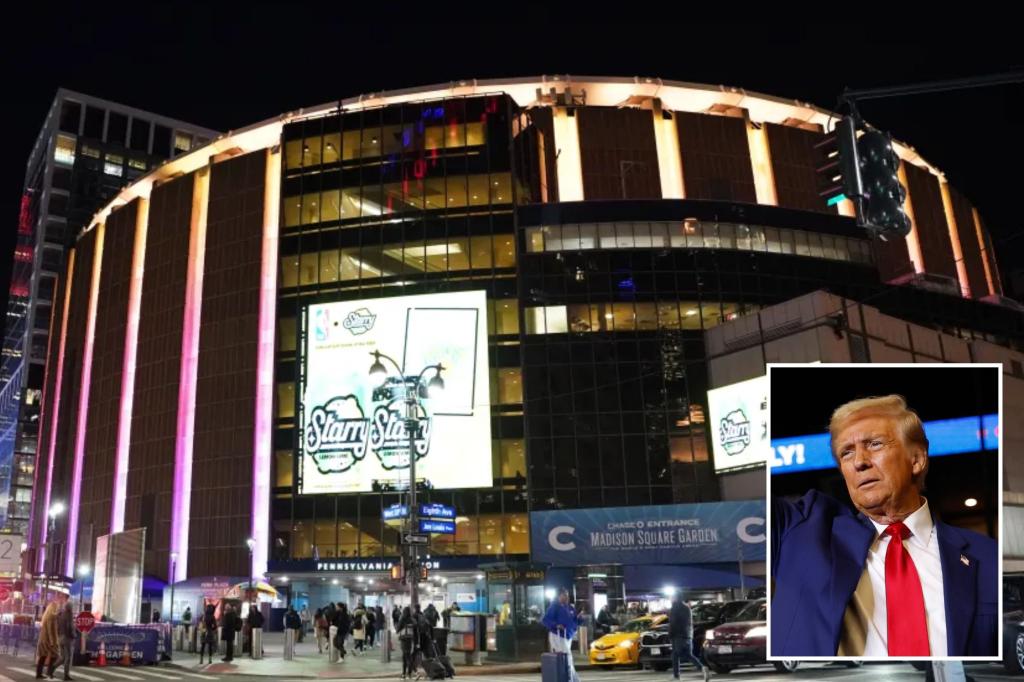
(406, 388), (419, 612)
(839, 71), (1024, 105)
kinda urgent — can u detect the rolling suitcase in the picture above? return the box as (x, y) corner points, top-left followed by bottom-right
(541, 652), (571, 682)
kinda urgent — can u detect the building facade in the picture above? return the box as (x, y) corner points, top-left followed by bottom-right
(1, 90), (216, 544)
(25, 77), (1022, 612)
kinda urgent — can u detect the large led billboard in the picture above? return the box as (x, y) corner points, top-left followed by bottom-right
(299, 290), (492, 494)
(707, 375), (768, 472)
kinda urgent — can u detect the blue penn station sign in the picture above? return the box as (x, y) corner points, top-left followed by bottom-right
(530, 501), (765, 567)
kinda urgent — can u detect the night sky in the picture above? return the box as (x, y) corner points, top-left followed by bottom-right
(3, 10), (1021, 316)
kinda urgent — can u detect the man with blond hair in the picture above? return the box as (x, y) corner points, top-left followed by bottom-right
(771, 395), (997, 657)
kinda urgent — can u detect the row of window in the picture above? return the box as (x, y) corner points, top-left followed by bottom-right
(282, 173), (514, 227)
(279, 235), (517, 289)
(57, 98), (203, 157)
(525, 221), (874, 264)
(53, 135), (149, 178)
(284, 121), (488, 170)
(524, 300), (759, 334)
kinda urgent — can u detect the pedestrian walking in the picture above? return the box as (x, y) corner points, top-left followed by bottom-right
(56, 601), (76, 681)
(397, 606), (416, 680)
(365, 608), (376, 648)
(669, 593), (708, 681)
(221, 604), (240, 662)
(333, 603), (350, 660)
(541, 588), (582, 682)
(198, 604), (217, 664)
(35, 601), (60, 680)
(352, 604), (366, 653)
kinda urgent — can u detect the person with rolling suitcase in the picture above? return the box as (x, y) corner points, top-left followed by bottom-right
(541, 588), (582, 682)
(416, 614), (447, 680)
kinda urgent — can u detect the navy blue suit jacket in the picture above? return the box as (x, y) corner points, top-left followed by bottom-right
(771, 490), (998, 656)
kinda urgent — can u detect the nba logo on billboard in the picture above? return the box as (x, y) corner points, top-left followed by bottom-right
(314, 308), (330, 342)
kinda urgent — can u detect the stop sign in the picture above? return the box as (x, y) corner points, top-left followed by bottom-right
(75, 612), (95, 633)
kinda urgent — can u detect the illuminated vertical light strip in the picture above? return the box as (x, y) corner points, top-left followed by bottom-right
(111, 198), (149, 533)
(551, 107), (584, 201)
(28, 268), (60, 564)
(652, 107), (684, 199)
(37, 251), (74, 572)
(973, 207), (998, 296)
(897, 163), (925, 274)
(170, 168), (210, 582)
(745, 121), (777, 206)
(938, 180), (971, 298)
(66, 223), (106, 576)
(251, 147), (281, 581)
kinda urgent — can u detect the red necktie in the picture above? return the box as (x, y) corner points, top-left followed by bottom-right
(884, 522), (930, 656)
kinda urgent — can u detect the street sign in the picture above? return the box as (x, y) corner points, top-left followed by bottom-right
(419, 519), (456, 534)
(419, 503), (455, 520)
(75, 611), (96, 633)
(402, 533), (430, 546)
(383, 504), (409, 521)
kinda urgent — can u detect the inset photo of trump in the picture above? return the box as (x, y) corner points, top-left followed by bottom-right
(767, 364), (1001, 661)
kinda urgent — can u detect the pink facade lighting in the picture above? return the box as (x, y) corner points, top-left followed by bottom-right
(67, 224), (106, 576)
(38, 251), (75, 572)
(251, 147), (281, 580)
(111, 199), (149, 533)
(170, 169), (210, 583)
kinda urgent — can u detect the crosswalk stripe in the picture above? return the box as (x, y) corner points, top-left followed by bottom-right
(86, 668), (146, 680)
(8, 668), (43, 679)
(56, 669), (107, 682)
(173, 673), (219, 680)
(122, 669), (182, 680)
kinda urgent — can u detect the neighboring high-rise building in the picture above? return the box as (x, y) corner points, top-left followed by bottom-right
(1, 90), (218, 538)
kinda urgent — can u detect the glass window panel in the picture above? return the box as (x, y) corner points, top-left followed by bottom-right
(467, 121), (486, 146)
(579, 223), (598, 249)
(836, 238), (851, 261)
(649, 222), (669, 247)
(299, 252), (318, 286)
(303, 137), (322, 166)
(448, 237), (470, 271)
(821, 234), (837, 260)
(284, 139), (299, 166)
(275, 450), (293, 488)
(633, 222), (653, 248)
(636, 303), (658, 330)
(283, 196), (301, 228)
(340, 248), (361, 280)
(611, 302), (636, 331)
(404, 241), (426, 270)
(504, 514), (529, 554)
(498, 368), (523, 404)
(680, 303), (702, 330)
(749, 225), (766, 251)
(701, 302), (722, 329)
(423, 239), (451, 272)
(471, 235), (494, 268)
(599, 223), (617, 248)
(424, 125), (444, 151)
(468, 174), (490, 207)
(567, 304), (594, 333)
(320, 189), (340, 222)
(765, 227), (782, 254)
(526, 228), (544, 253)
(342, 130), (362, 160)
(490, 299), (518, 335)
(525, 307), (545, 334)
(703, 223), (721, 248)
(320, 249), (340, 283)
(657, 302), (680, 329)
(278, 382), (295, 419)
(340, 187), (364, 219)
(561, 224), (580, 251)
(545, 306), (568, 333)
(54, 134), (76, 165)
(446, 176), (468, 208)
(780, 229), (796, 254)
(494, 235), (515, 268)
(301, 192), (320, 225)
(670, 222), (686, 247)
(281, 255), (299, 288)
(734, 224), (752, 251)
(717, 223), (736, 250)
(794, 230), (810, 256)
(614, 222), (635, 249)
(445, 120), (467, 149)
(278, 317), (296, 352)
(491, 173), (511, 204)
(360, 244), (387, 278)
(322, 133), (340, 163)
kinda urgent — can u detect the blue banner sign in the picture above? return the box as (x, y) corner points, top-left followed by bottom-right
(770, 414), (998, 475)
(383, 504), (409, 521)
(419, 519), (456, 534)
(83, 623), (169, 664)
(419, 503), (455, 519)
(530, 501), (765, 567)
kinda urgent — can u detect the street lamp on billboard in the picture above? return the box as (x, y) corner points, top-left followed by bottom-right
(367, 350), (445, 609)
(77, 564), (90, 613)
(246, 538), (256, 599)
(169, 552), (177, 626)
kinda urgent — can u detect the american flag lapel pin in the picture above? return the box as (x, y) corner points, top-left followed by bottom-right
(961, 555), (970, 566)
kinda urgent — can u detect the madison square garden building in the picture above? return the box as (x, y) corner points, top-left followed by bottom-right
(26, 77), (1022, 622)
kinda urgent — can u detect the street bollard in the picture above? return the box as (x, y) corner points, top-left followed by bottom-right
(284, 628), (296, 661)
(578, 626), (588, 653)
(329, 625), (339, 662)
(218, 628), (226, 655)
(379, 628), (391, 663)
(251, 628), (263, 660)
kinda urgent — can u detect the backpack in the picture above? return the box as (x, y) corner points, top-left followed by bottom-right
(353, 614), (364, 630)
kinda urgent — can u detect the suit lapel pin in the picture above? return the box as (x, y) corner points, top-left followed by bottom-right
(960, 554), (970, 566)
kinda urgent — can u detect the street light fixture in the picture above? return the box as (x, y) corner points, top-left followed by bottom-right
(77, 564), (90, 613)
(367, 350), (445, 610)
(246, 538), (256, 602)
(41, 502), (66, 613)
(169, 552), (178, 628)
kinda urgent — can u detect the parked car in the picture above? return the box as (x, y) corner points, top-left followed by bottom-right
(1003, 573), (1024, 674)
(703, 599), (800, 674)
(589, 614), (667, 667)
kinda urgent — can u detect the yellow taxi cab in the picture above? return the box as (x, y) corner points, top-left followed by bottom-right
(588, 615), (667, 666)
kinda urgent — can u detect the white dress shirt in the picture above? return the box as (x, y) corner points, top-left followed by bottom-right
(840, 498), (947, 656)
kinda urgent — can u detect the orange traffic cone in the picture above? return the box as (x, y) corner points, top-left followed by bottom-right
(121, 641), (131, 666)
(97, 642), (107, 667)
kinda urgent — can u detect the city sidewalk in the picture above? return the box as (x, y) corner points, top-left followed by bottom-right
(162, 631), (592, 679)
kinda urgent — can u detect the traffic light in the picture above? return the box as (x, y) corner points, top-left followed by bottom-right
(857, 129), (911, 237)
(815, 116), (861, 208)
